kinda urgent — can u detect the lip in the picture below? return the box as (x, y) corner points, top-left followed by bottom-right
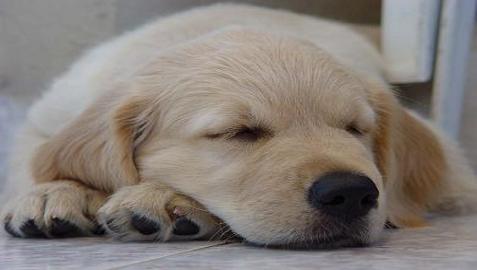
(244, 234), (368, 250)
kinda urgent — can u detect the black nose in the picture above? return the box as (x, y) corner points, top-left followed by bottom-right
(308, 171), (379, 221)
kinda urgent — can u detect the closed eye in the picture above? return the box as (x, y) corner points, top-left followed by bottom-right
(346, 123), (364, 136)
(206, 126), (268, 142)
(230, 127), (264, 141)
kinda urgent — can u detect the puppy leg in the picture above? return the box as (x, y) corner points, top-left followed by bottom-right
(97, 182), (222, 242)
(2, 180), (107, 238)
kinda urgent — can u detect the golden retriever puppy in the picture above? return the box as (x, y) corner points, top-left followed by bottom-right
(2, 4), (476, 248)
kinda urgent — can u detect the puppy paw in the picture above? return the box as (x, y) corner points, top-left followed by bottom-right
(97, 182), (221, 241)
(2, 181), (107, 238)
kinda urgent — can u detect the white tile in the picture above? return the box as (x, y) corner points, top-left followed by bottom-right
(0, 237), (226, 270)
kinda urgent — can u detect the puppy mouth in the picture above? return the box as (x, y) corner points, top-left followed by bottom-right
(244, 233), (367, 250)
(241, 218), (374, 250)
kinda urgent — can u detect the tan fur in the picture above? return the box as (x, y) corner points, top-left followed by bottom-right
(32, 93), (147, 192)
(367, 87), (448, 227)
(392, 110), (446, 226)
(3, 4), (476, 246)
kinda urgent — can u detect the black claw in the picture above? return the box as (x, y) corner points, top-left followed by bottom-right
(49, 218), (82, 238)
(20, 219), (46, 238)
(131, 214), (160, 235)
(173, 217), (199, 236)
(4, 220), (21, 237)
(385, 221), (399, 229)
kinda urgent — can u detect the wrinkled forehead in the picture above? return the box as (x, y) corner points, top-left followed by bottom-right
(159, 33), (373, 133)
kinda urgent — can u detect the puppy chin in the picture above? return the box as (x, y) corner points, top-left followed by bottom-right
(245, 229), (382, 250)
(365, 207), (387, 243)
(245, 236), (368, 250)
(241, 209), (385, 250)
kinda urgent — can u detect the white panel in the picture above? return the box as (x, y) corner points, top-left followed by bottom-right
(432, 0), (477, 138)
(381, 0), (440, 83)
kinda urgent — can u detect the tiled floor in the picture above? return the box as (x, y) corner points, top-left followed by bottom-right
(1, 214), (477, 269)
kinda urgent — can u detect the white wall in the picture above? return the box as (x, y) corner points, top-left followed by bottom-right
(0, 0), (381, 101)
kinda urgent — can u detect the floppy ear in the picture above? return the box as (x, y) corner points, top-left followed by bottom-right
(31, 92), (157, 192)
(370, 88), (446, 228)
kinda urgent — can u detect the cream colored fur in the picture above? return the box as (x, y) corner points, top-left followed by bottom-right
(2, 4), (476, 247)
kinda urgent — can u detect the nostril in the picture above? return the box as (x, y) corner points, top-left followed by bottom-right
(323, 195), (345, 206)
(361, 194), (378, 208)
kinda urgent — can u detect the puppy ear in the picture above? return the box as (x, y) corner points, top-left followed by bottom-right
(31, 92), (157, 192)
(370, 88), (446, 228)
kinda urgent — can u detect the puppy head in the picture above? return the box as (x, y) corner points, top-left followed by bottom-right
(136, 29), (388, 248)
(34, 29), (443, 248)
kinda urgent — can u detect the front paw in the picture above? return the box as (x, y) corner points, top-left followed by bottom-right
(2, 181), (106, 238)
(97, 183), (221, 241)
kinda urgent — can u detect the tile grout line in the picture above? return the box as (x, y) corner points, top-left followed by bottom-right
(103, 241), (234, 270)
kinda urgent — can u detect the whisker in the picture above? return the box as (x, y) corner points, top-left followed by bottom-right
(207, 225), (227, 241)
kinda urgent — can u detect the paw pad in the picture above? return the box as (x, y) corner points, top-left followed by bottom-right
(91, 224), (106, 235)
(49, 218), (81, 238)
(173, 217), (199, 235)
(131, 214), (161, 235)
(20, 219), (46, 238)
